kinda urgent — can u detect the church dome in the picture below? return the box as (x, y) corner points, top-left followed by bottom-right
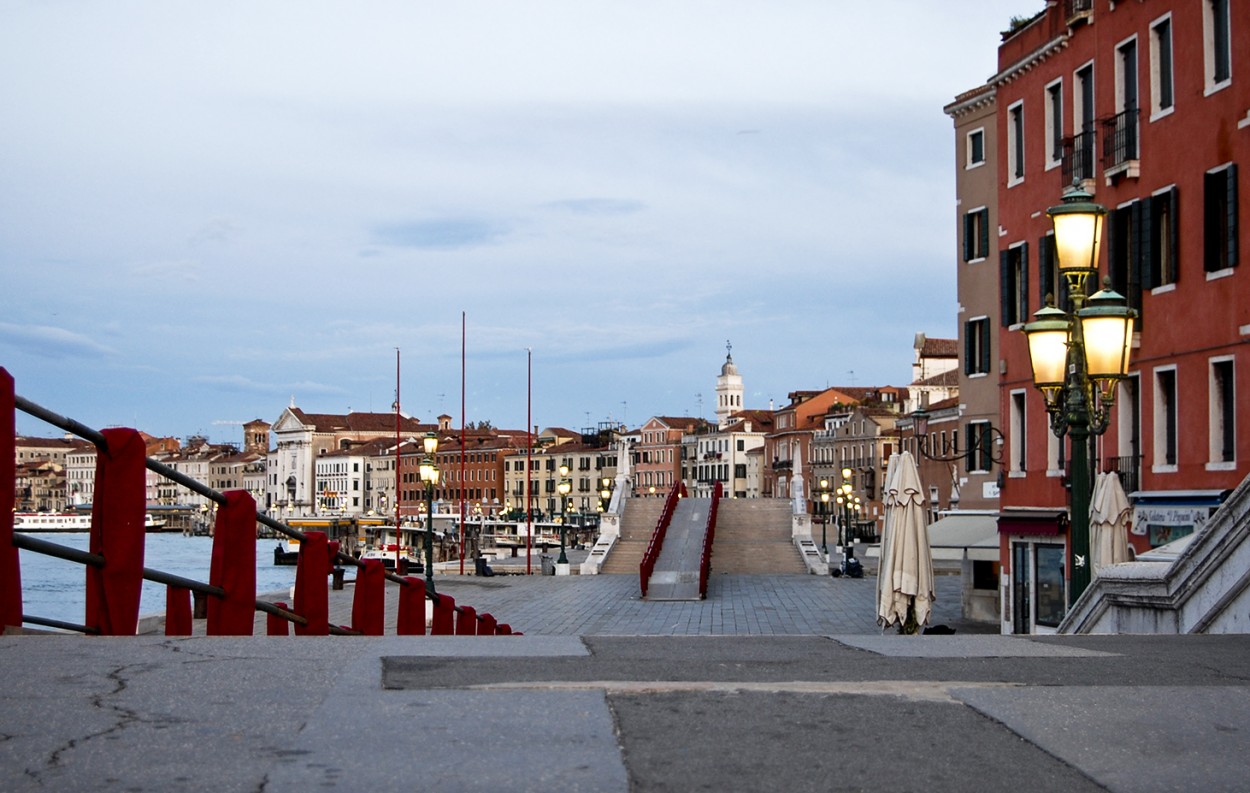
(721, 353), (738, 376)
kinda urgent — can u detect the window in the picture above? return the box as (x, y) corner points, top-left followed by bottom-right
(1045, 79), (1063, 168)
(1154, 366), (1178, 470)
(1146, 186), (1179, 289)
(1150, 15), (1174, 116)
(1036, 232), (1071, 312)
(1066, 63), (1096, 183)
(1000, 242), (1029, 327)
(1117, 375), (1142, 493)
(964, 317), (991, 376)
(1107, 200), (1145, 324)
(1204, 164), (1239, 274)
(1009, 390), (1027, 473)
(1007, 101), (1025, 184)
(1210, 358), (1235, 465)
(966, 421), (994, 473)
(963, 207), (990, 261)
(1108, 37), (1139, 168)
(967, 127), (985, 168)
(1204, 0), (1232, 92)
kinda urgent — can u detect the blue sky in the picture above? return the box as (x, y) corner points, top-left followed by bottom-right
(2, 1), (1033, 442)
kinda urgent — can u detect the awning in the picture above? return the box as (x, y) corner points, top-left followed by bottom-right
(927, 513), (999, 561)
(997, 509), (1068, 537)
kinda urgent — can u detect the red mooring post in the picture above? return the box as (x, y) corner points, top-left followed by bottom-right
(431, 593), (456, 635)
(207, 490), (257, 635)
(0, 368), (21, 631)
(396, 577), (427, 635)
(496, 623), (512, 635)
(351, 559), (385, 636)
(86, 428), (147, 636)
(293, 532), (331, 635)
(268, 601), (291, 635)
(455, 604), (477, 635)
(165, 586), (192, 636)
(478, 612), (497, 636)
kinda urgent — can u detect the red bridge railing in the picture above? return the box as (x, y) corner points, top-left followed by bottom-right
(0, 368), (518, 637)
(697, 482), (722, 598)
(639, 483), (685, 597)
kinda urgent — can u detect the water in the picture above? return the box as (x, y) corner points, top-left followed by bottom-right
(17, 533), (299, 630)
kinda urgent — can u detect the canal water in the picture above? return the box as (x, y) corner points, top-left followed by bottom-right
(17, 533), (299, 629)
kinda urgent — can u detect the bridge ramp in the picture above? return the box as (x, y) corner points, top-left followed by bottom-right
(646, 498), (709, 601)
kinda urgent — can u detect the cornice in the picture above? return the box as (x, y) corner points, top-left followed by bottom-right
(993, 35), (1070, 87)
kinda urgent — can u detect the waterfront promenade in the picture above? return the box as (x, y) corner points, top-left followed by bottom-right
(3, 572), (1249, 792)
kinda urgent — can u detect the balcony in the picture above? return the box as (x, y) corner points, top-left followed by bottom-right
(1102, 107), (1140, 182)
(772, 459), (792, 472)
(1065, 0), (1092, 25)
(1061, 130), (1097, 187)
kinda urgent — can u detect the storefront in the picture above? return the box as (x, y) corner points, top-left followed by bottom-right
(997, 509), (1068, 635)
(1129, 490), (1232, 553)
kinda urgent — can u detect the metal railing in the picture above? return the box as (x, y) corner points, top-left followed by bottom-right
(1062, 130), (1097, 185)
(697, 482), (722, 598)
(639, 483), (684, 597)
(1102, 107), (1139, 170)
(2, 370), (519, 637)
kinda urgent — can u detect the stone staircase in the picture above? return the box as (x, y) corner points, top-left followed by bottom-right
(709, 499), (806, 574)
(600, 498), (665, 575)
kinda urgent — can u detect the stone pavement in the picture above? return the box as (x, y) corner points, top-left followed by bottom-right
(4, 573), (1249, 792)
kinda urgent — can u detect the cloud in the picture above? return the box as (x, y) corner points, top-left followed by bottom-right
(193, 373), (348, 397)
(0, 322), (117, 358)
(371, 218), (508, 250)
(128, 258), (203, 282)
(542, 198), (646, 215)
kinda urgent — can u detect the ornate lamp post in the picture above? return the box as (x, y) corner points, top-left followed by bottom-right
(1023, 187), (1136, 605)
(418, 432), (440, 593)
(556, 465), (571, 566)
(815, 478), (832, 556)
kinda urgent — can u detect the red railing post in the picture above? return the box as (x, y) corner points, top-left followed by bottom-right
(207, 490), (257, 635)
(496, 622), (512, 635)
(0, 368), (20, 631)
(455, 604), (477, 635)
(396, 577), (426, 635)
(86, 428), (147, 636)
(351, 559), (385, 636)
(431, 593), (455, 635)
(293, 532), (331, 635)
(165, 586), (192, 636)
(478, 612), (497, 636)
(268, 602), (291, 636)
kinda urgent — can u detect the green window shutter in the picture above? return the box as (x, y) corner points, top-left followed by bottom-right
(1228, 164), (1239, 267)
(999, 250), (1012, 326)
(979, 209), (990, 258)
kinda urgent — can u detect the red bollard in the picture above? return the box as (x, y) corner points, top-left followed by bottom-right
(293, 532), (330, 635)
(455, 605), (477, 635)
(0, 369), (21, 631)
(86, 428), (147, 636)
(478, 612), (497, 636)
(496, 623), (512, 635)
(431, 593), (456, 635)
(165, 586), (192, 636)
(207, 490), (257, 635)
(351, 559), (385, 636)
(268, 602), (291, 636)
(396, 577), (426, 635)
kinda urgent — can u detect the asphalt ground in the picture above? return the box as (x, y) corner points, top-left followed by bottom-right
(3, 573), (1248, 792)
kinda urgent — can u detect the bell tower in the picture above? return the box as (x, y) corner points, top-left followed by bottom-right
(715, 340), (744, 428)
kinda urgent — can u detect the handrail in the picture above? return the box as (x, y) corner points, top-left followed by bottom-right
(639, 484), (685, 596)
(4, 373), (519, 637)
(697, 482), (722, 598)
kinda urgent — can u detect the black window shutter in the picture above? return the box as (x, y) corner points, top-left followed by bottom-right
(1020, 242), (1030, 323)
(979, 209), (990, 259)
(1000, 250), (1012, 326)
(963, 212), (973, 261)
(1038, 235), (1054, 309)
(1141, 196), (1155, 291)
(1168, 186), (1180, 282)
(1228, 164), (1239, 267)
(980, 321), (991, 374)
(963, 321), (974, 375)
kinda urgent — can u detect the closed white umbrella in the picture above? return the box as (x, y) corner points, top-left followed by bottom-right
(876, 452), (935, 634)
(1090, 471), (1131, 576)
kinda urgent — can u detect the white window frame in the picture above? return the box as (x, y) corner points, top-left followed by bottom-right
(1044, 77), (1063, 171)
(1207, 355), (1237, 470)
(1117, 374), (1142, 461)
(1149, 12), (1175, 120)
(1203, 0), (1233, 96)
(1153, 364), (1179, 474)
(1007, 100), (1025, 187)
(1009, 389), (1027, 476)
(966, 127), (986, 170)
(1073, 60), (1096, 134)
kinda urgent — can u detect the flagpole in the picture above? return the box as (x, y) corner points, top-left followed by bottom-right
(459, 311), (466, 576)
(394, 348), (401, 574)
(526, 347), (533, 575)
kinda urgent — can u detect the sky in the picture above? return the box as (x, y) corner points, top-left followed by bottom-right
(1, 1), (1034, 443)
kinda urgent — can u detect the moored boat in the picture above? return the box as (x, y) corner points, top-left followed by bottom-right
(13, 512), (168, 533)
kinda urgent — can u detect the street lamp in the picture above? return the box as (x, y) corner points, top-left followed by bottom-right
(815, 478), (831, 556)
(1023, 186), (1136, 605)
(556, 465), (571, 566)
(418, 432), (440, 593)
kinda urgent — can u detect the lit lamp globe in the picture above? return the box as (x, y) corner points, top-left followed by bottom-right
(1023, 301), (1072, 409)
(1047, 186), (1106, 288)
(1078, 283), (1137, 401)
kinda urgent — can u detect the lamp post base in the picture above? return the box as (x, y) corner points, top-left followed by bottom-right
(555, 562), (571, 576)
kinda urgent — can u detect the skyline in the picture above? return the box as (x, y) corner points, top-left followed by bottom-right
(2, 2), (1035, 441)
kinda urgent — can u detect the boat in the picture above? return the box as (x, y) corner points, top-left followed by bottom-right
(273, 539), (301, 566)
(360, 546), (425, 574)
(13, 512), (167, 533)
